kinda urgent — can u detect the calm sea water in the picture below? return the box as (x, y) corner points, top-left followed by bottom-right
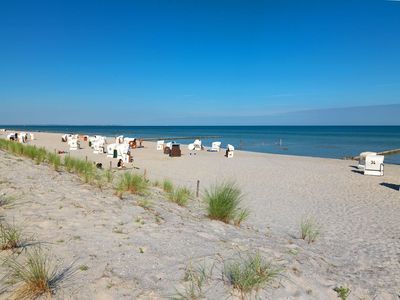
(2, 126), (400, 164)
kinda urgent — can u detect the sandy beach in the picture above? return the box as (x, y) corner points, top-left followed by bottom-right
(0, 131), (399, 299)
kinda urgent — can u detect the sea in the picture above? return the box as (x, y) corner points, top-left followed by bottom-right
(2, 125), (400, 164)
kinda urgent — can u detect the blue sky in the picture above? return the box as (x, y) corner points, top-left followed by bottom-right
(0, 0), (399, 125)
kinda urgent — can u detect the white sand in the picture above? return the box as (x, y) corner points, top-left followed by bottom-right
(0, 131), (399, 299)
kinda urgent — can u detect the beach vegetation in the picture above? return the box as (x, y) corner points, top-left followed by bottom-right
(0, 222), (24, 250)
(0, 195), (15, 209)
(153, 180), (161, 187)
(46, 152), (61, 171)
(223, 252), (280, 299)
(168, 187), (192, 206)
(34, 147), (47, 165)
(137, 198), (152, 209)
(116, 172), (149, 198)
(204, 182), (249, 225)
(79, 265), (89, 271)
(300, 218), (320, 244)
(174, 262), (212, 300)
(2, 247), (75, 299)
(163, 179), (174, 193)
(104, 169), (114, 183)
(333, 286), (351, 300)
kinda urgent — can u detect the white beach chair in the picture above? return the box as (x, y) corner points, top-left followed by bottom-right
(93, 142), (104, 154)
(364, 155), (384, 176)
(116, 144), (129, 159)
(193, 139), (202, 150)
(226, 144), (235, 158)
(18, 132), (26, 143)
(157, 140), (164, 150)
(358, 152), (377, 170)
(210, 141), (221, 152)
(107, 143), (117, 158)
(69, 139), (78, 151)
(124, 137), (135, 144)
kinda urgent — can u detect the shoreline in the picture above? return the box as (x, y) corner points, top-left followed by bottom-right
(3, 127), (400, 165)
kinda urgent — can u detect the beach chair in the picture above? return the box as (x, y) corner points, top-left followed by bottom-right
(69, 139), (78, 151)
(107, 143), (117, 158)
(157, 140), (164, 150)
(188, 139), (202, 151)
(209, 141), (221, 152)
(358, 152), (377, 170)
(226, 144), (234, 158)
(169, 144), (181, 157)
(18, 132), (26, 143)
(364, 155), (384, 176)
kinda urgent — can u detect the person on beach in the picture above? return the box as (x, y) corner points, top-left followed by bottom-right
(117, 159), (125, 169)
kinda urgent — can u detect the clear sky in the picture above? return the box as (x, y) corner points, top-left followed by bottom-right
(0, 0), (399, 125)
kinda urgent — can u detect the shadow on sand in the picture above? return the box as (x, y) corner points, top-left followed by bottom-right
(351, 170), (364, 175)
(380, 182), (400, 191)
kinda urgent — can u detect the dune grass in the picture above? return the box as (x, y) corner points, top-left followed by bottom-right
(168, 187), (192, 206)
(0, 138), (113, 188)
(104, 169), (114, 184)
(0, 222), (24, 250)
(224, 253), (280, 299)
(300, 218), (320, 244)
(163, 179), (174, 193)
(116, 172), (149, 198)
(3, 247), (76, 299)
(46, 152), (61, 171)
(0, 195), (15, 209)
(63, 156), (96, 183)
(174, 262), (212, 300)
(203, 182), (249, 225)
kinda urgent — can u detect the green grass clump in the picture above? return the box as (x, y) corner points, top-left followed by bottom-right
(46, 152), (61, 171)
(163, 179), (174, 193)
(333, 286), (351, 300)
(2, 247), (75, 299)
(0, 223), (24, 250)
(204, 182), (249, 225)
(174, 262), (212, 300)
(224, 253), (280, 299)
(300, 218), (320, 244)
(116, 172), (149, 198)
(168, 187), (192, 206)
